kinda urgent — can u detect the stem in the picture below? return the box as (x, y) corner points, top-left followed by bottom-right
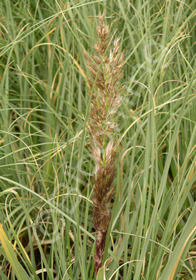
(94, 230), (107, 275)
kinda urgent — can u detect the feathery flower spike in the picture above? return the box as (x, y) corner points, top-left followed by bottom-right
(84, 14), (124, 275)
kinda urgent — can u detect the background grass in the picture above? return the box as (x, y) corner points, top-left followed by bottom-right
(0, 0), (196, 279)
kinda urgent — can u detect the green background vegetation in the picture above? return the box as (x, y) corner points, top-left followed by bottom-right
(0, 0), (195, 279)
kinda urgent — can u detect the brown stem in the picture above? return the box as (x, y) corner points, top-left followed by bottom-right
(93, 200), (111, 275)
(94, 230), (107, 275)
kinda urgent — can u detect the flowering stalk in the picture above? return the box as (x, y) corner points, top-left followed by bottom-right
(84, 15), (124, 275)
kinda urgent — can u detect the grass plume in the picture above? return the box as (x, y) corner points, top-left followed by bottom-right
(84, 15), (124, 275)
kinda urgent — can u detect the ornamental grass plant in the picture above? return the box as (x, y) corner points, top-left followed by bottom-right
(0, 1), (196, 280)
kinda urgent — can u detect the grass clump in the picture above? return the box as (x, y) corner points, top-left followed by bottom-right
(0, 1), (195, 279)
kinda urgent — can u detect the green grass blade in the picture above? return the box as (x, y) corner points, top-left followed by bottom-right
(0, 224), (30, 280)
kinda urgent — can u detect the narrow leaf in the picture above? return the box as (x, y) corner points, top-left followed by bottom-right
(0, 224), (30, 280)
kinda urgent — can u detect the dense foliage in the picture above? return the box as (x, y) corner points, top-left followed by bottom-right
(0, 1), (195, 279)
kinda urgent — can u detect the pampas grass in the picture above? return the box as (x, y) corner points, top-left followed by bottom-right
(0, 1), (195, 279)
(84, 15), (124, 275)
